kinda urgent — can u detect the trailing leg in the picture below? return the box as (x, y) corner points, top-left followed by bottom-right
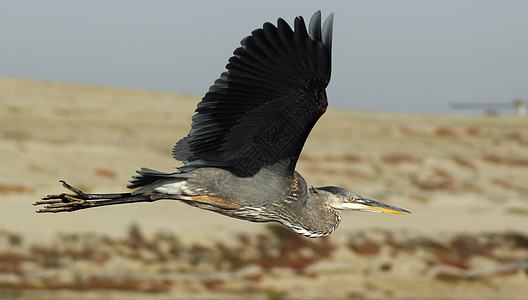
(34, 180), (182, 213)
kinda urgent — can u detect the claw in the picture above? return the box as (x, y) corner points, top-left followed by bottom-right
(40, 194), (62, 201)
(60, 180), (86, 196)
(36, 181), (138, 213)
(36, 206), (78, 213)
(35, 195), (86, 213)
(34, 196), (65, 205)
(34, 181), (88, 213)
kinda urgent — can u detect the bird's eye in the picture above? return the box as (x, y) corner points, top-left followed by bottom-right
(349, 196), (355, 201)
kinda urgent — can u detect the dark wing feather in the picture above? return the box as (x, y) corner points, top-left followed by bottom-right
(173, 11), (334, 177)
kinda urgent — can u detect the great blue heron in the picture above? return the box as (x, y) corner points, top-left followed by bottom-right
(35, 11), (410, 238)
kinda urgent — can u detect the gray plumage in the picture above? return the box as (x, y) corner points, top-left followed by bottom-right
(36, 11), (410, 238)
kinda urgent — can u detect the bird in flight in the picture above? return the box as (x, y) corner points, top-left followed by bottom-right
(35, 11), (410, 238)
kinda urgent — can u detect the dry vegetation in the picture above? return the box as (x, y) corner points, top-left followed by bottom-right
(0, 226), (527, 298)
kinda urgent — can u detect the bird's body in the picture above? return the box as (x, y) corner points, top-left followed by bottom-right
(132, 167), (340, 237)
(35, 11), (410, 237)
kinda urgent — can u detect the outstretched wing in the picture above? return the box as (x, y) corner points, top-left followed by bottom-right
(173, 11), (333, 177)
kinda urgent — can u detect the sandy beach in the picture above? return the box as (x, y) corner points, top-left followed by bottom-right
(1, 77), (527, 299)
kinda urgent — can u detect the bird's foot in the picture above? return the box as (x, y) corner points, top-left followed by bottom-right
(35, 181), (155, 213)
(35, 181), (94, 213)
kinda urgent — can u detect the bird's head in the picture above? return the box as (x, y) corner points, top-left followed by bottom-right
(314, 186), (411, 214)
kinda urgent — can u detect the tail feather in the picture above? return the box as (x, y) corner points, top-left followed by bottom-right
(127, 167), (189, 189)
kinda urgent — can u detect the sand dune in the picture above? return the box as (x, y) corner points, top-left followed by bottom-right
(1, 77), (527, 299)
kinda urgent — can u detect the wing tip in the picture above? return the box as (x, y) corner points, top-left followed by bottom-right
(322, 13), (334, 48)
(309, 10), (322, 41)
(306, 11), (334, 49)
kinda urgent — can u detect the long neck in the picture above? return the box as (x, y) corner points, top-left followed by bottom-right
(272, 177), (342, 238)
(299, 190), (342, 237)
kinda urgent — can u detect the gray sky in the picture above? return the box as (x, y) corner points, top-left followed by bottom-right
(1, 0), (527, 113)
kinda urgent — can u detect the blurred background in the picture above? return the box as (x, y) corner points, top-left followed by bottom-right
(1, 1), (527, 299)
